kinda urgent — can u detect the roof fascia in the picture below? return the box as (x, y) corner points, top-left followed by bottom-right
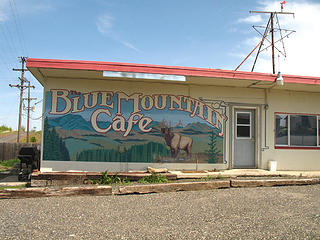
(26, 58), (320, 86)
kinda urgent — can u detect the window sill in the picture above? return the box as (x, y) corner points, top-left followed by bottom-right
(275, 146), (320, 150)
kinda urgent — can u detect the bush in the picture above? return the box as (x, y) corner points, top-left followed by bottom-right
(0, 125), (12, 132)
(30, 136), (37, 142)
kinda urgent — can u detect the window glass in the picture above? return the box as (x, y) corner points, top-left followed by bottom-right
(237, 113), (250, 124)
(275, 114), (288, 145)
(290, 115), (317, 146)
(237, 126), (250, 138)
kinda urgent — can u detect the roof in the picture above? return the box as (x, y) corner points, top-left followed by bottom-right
(27, 58), (320, 91)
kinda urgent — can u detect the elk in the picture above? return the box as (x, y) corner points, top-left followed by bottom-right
(161, 127), (193, 158)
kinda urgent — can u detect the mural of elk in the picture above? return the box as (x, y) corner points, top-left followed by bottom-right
(161, 127), (193, 158)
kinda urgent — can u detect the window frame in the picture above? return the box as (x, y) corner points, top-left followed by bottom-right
(275, 114), (289, 147)
(317, 115), (320, 147)
(236, 111), (252, 139)
(275, 112), (320, 149)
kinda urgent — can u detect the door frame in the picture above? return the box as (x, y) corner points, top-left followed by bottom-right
(230, 105), (261, 169)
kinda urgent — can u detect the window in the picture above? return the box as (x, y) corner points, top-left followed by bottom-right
(236, 112), (251, 139)
(290, 115), (317, 146)
(275, 114), (288, 145)
(275, 113), (320, 148)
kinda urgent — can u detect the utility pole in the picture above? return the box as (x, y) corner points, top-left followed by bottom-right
(9, 57), (29, 143)
(23, 80), (36, 143)
(270, 12), (275, 74)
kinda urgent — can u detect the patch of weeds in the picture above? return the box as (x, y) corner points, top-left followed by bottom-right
(89, 171), (131, 185)
(122, 177), (131, 184)
(0, 159), (19, 168)
(138, 172), (168, 184)
(0, 159), (20, 172)
(0, 184), (27, 190)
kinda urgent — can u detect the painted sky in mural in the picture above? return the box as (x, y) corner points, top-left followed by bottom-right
(43, 89), (226, 164)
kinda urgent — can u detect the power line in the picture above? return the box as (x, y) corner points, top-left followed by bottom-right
(0, 19), (20, 62)
(0, 25), (20, 69)
(9, 0), (28, 56)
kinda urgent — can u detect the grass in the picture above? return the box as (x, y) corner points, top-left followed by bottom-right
(0, 159), (19, 172)
(199, 174), (229, 181)
(0, 184), (27, 190)
(0, 159), (20, 168)
(21, 131), (42, 143)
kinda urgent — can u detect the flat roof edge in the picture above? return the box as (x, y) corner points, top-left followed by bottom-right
(26, 58), (320, 85)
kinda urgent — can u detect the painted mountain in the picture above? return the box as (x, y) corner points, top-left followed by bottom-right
(44, 114), (224, 164)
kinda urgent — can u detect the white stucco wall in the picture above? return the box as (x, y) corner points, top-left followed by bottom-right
(40, 76), (320, 171)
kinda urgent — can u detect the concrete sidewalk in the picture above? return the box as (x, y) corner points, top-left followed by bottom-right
(170, 169), (320, 179)
(2, 169), (320, 187)
(0, 174), (27, 187)
(1, 169), (320, 199)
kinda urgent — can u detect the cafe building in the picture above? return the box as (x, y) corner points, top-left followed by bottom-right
(27, 58), (320, 172)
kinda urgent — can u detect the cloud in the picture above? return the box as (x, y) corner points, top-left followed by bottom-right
(0, 0), (9, 22)
(238, 15), (262, 24)
(0, 11), (7, 22)
(233, 0), (320, 77)
(96, 14), (114, 34)
(120, 40), (141, 53)
(96, 14), (141, 53)
(0, 0), (53, 22)
(244, 36), (261, 46)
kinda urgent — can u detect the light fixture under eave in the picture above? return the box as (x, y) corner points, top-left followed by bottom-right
(276, 71), (284, 86)
(103, 71), (186, 82)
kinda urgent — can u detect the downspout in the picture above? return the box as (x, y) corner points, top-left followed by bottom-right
(262, 89), (269, 151)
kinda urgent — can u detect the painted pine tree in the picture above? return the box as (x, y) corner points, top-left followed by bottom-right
(206, 130), (221, 163)
(43, 117), (70, 161)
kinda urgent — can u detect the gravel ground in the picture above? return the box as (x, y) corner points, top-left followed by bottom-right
(0, 185), (320, 240)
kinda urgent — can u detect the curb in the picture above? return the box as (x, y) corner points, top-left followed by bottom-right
(118, 181), (230, 194)
(30, 172), (177, 187)
(1, 178), (319, 199)
(0, 186), (112, 199)
(231, 178), (320, 187)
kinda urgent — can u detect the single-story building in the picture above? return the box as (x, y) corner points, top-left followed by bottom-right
(27, 58), (320, 172)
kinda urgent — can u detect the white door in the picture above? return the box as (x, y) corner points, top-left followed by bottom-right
(234, 109), (256, 168)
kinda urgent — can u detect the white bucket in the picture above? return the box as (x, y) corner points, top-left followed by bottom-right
(268, 160), (277, 172)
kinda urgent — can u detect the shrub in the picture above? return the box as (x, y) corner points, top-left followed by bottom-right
(0, 125), (12, 132)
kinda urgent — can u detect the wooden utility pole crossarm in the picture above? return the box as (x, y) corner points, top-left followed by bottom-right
(9, 57), (35, 143)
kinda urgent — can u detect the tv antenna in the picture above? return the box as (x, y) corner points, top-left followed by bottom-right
(235, 1), (295, 74)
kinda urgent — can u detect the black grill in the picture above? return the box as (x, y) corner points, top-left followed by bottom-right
(17, 146), (40, 181)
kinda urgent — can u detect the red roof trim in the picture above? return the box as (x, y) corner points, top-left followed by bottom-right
(26, 58), (320, 85)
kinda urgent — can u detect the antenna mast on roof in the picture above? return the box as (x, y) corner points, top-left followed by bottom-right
(235, 1), (295, 74)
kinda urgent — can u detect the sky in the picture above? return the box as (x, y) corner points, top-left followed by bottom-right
(0, 0), (320, 131)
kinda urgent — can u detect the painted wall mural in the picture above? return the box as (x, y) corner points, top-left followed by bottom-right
(43, 89), (227, 164)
